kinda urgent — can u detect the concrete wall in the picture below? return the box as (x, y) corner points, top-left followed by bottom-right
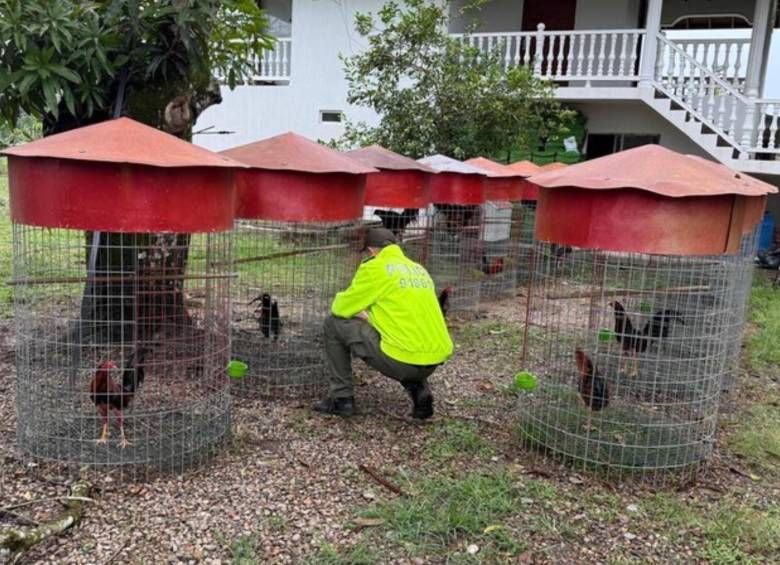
(574, 0), (642, 30)
(661, 0), (756, 27)
(196, 0), (386, 150)
(448, 0), (525, 33)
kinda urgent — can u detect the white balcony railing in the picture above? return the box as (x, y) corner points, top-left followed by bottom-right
(249, 37), (291, 82)
(452, 26), (645, 83)
(451, 26), (778, 160)
(661, 35), (750, 91)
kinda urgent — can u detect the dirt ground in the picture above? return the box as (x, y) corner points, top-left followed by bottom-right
(1, 296), (779, 564)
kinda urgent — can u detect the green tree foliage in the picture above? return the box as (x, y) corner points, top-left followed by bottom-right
(334, 0), (570, 159)
(0, 0), (273, 136)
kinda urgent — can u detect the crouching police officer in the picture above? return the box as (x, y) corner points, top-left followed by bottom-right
(313, 227), (453, 418)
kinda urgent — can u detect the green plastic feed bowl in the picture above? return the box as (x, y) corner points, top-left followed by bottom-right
(514, 371), (538, 391)
(227, 361), (248, 379)
(598, 328), (613, 342)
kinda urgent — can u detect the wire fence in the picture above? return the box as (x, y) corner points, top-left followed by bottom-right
(516, 200), (537, 287)
(519, 242), (744, 483)
(479, 200), (520, 303)
(230, 219), (362, 398)
(721, 226), (760, 394)
(426, 204), (485, 313)
(13, 226), (232, 480)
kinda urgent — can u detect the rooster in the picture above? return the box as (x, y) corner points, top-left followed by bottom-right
(374, 208), (419, 237)
(575, 347), (609, 411)
(481, 256), (505, 275)
(438, 286), (453, 318)
(249, 293), (281, 339)
(434, 204), (479, 230)
(88, 348), (147, 448)
(609, 301), (684, 375)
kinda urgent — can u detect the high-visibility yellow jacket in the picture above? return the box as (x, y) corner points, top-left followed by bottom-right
(331, 244), (453, 366)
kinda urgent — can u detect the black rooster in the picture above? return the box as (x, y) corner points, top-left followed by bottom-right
(434, 204), (479, 230)
(249, 293), (281, 340)
(609, 301), (684, 375)
(438, 286), (453, 318)
(575, 347), (609, 412)
(374, 208), (419, 236)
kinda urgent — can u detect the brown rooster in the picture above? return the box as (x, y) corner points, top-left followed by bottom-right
(88, 349), (147, 448)
(575, 347), (609, 412)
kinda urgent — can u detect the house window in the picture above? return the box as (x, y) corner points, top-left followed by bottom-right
(320, 110), (343, 123)
(585, 134), (660, 159)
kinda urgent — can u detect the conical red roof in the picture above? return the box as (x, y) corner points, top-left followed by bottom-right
(1, 117), (244, 168)
(222, 132), (376, 174)
(346, 145), (435, 173)
(465, 157), (523, 178)
(507, 160), (542, 177)
(538, 162), (568, 172)
(530, 145), (776, 197)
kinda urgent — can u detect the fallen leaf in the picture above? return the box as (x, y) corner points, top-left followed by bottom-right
(362, 490), (376, 500)
(483, 525), (502, 534)
(353, 517), (385, 529)
(568, 475), (584, 485)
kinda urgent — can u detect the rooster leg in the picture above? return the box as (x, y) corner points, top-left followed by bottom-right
(96, 423), (110, 444)
(96, 404), (110, 444)
(630, 351), (639, 377)
(111, 407), (130, 448)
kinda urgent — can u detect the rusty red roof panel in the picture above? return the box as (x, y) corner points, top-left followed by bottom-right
(507, 160), (543, 177)
(464, 157), (523, 178)
(346, 145), (435, 173)
(1, 117), (244, 168)
(418, 154), (486, 176)
(538, 162), (568, 172)
(222, 132), (376, 174)
(529, 145), (777, 197)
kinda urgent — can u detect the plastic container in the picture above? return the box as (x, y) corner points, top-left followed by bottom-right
(759, 210), (775, 252)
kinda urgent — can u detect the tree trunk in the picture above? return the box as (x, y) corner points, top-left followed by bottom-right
(63, 76), (222, 353)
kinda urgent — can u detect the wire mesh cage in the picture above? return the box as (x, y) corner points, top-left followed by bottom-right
(230, 219), (362, 398)
(223, 132), (372, 398)
(506, 160), (542, 288)
(419, 155), (487, 314)
(4, 118), (238, 478)
(13, 229), (232, 476)
(721, 226), (760, 394)
(517, 145), (775, 483)
(519, 244), (739, 482)
(465, 158), (529, 304)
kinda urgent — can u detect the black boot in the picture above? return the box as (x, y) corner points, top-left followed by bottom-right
(403, 382), (434, 420)
(312, 397), (356, 417)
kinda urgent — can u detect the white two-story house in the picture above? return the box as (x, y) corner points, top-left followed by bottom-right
(195, 0), (780, 213)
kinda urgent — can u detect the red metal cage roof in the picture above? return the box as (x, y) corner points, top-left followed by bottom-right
(530, 145), (773, 256)
(346, 145), (435, 173)
(529, 145), (776, 197)
(1, 117), (245, 169)
(465, 157), (526, 201)
(507, 160), (542, 177)
(222, 132), (376, 174)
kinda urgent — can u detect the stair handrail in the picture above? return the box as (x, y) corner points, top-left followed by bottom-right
(655, 33), (755, 154)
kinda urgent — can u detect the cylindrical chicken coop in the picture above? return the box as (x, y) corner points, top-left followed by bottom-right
(3, 118), (239, 478)
(507, 160), (543, 287)
(417, 155), (486, 314)
(346, 145), (434, 265)
(465, 157), (527, 303)
(222, 133), (372, 398)
(518, 145), (775, 483)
